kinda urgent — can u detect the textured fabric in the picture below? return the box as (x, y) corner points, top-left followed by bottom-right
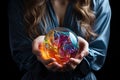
(8, 0), (111, 80)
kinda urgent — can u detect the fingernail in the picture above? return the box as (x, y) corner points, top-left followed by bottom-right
(81, 53), (84, 58)
(51, 58), (56, 61)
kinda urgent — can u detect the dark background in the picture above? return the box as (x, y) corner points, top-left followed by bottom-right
(0, 0), (118, 80)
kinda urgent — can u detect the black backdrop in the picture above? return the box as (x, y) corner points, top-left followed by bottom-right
(0, 0), (118, 80)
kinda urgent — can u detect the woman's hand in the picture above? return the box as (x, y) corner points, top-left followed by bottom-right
(32, 35), (62, 72)
(62, 36), (89, 71)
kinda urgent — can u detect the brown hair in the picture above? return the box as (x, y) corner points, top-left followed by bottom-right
(24, 0), (97, 40)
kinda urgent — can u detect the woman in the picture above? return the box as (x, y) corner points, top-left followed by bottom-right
(8, 0), (111, 80)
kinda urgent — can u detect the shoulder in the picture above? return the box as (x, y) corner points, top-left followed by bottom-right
(8, 0), (24, 9)
(92, 0), (110, 5)
(91, 0), (111, 15)
(91, 0), (111, 11)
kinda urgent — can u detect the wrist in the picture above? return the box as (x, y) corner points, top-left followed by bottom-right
(73, 58), (91, 78)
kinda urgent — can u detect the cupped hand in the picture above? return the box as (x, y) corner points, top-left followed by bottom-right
(62, 36), (89, 71)
(32, 35), (63, 72)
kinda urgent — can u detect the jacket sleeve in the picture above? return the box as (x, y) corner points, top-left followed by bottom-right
(8, 0), (43, 71)
(73, 0), (111, 76)
(87, 0), (111, 71)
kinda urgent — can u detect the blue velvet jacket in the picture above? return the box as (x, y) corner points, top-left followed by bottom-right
(8, 0), (111, 80)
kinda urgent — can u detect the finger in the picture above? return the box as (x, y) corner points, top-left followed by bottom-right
(32, 41), (40, 55)
(80, 50), (89, 58)
(81, 42), (89, 57)
(64, 62), (75, 71)
(47, 62), (62, 71)
(75, 53), (83, 59)
(63, 58), (83, 71)
(52, 62), (62, 68)
(46, 63), (57, 71)
(75, 51), (88, 59)
(69, 58), (81, 65)
(61, 63), (72, 71)
(32, 36), (45, 55)
(44, 58), (56, 65)
(62, 60), (75, 71)
(76, 37), (87, 58)
(76, 45), (89, 59)
(52, 62), (63, 72)
(76, 52), (84, 59)
(78, 42), (85, 53)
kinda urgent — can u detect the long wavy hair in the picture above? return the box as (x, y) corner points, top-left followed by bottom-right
(24, 0), (97, 40)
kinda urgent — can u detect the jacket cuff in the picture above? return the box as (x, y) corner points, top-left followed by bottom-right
(73, 58), (91, 78)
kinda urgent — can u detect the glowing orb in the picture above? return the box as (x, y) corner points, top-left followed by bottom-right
(40, 27), (79, 65)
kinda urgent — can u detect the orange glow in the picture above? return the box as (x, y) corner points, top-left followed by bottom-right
(39, 43), (70, 65)
(39, 43), (50, 60)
